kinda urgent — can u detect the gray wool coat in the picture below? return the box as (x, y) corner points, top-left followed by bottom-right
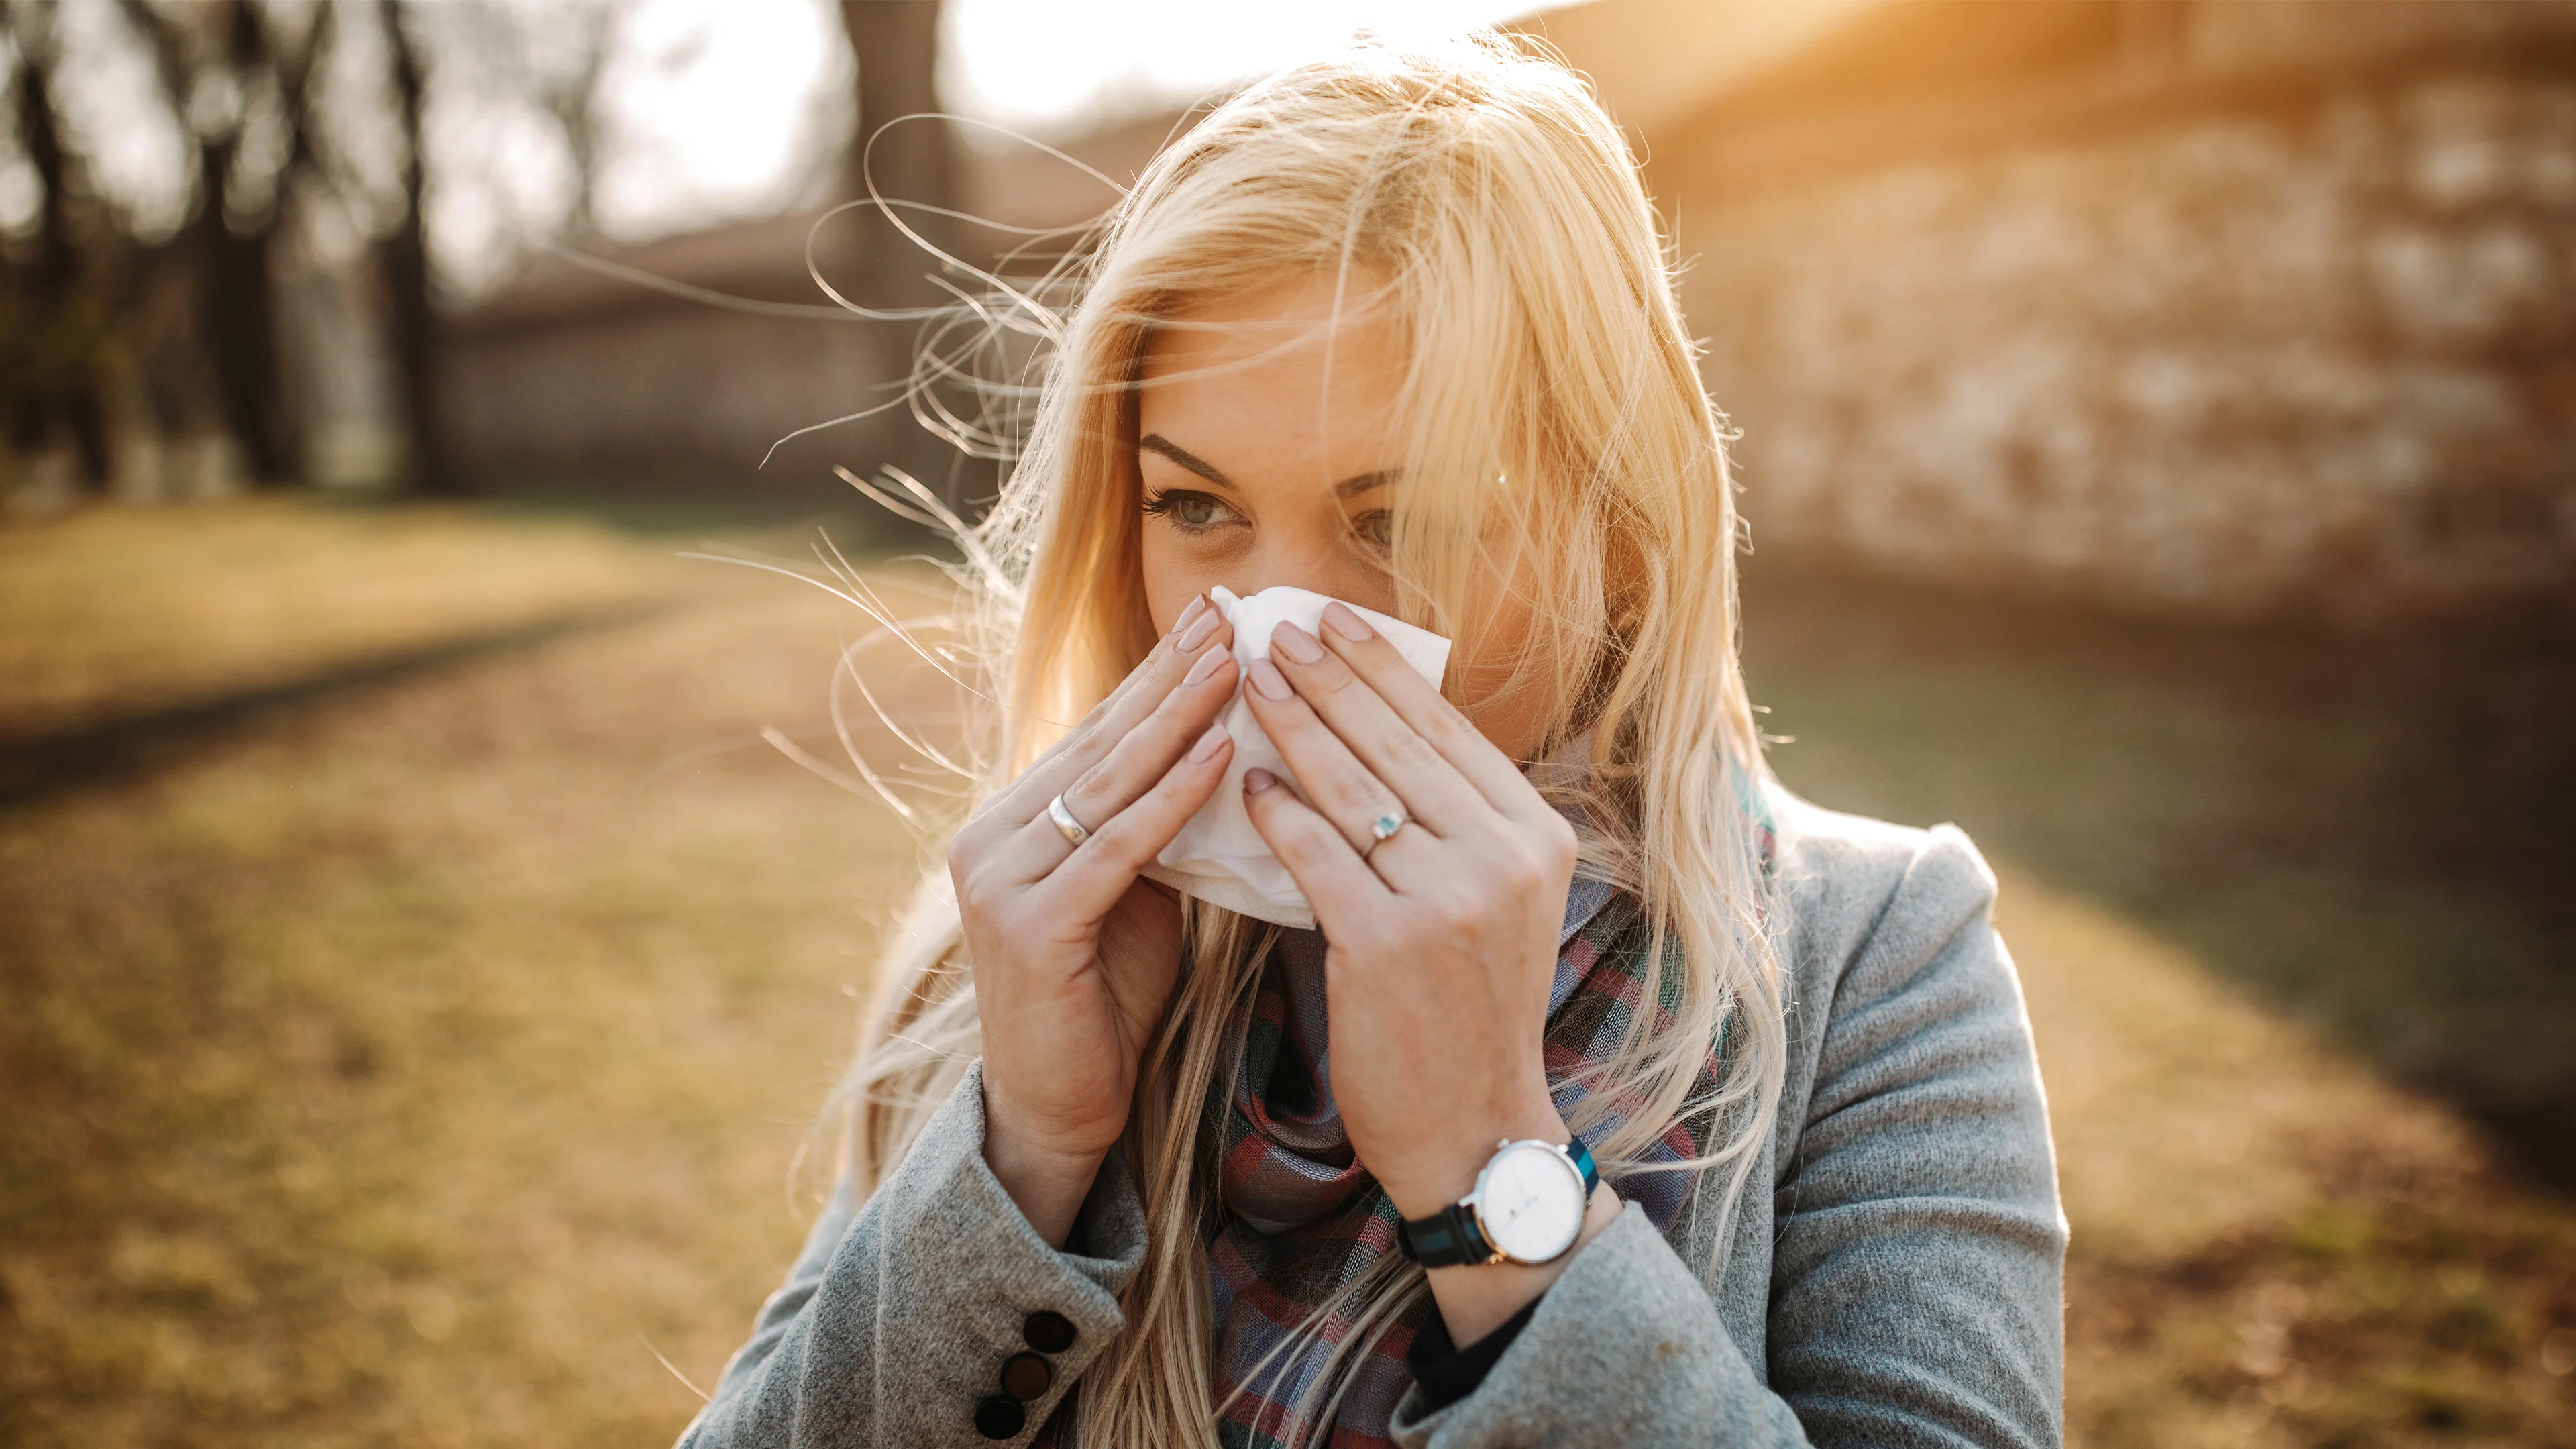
(676, 790), (2068, 1448)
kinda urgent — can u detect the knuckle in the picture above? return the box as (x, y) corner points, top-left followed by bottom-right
(1057, 724), (1101, 766)
(1332, 770), (1385, 813)
(1311, 659), (1365, 696)
(1265, 689), (1320, 727)
(1341, 927), (1395, 962)
(1382, 727), (1438, 769)
(1080, 821), (1130, 863)
(1289, 814), (1342, 859)
(1430, 896), (1482, 935)
(1067, 757), (1112, 802)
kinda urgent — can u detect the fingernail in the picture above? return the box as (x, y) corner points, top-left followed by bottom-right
(1248, 658), (1293, 700)
(1270, 621), (1324, 665)
(1172, 594), (1208, 636)
(1177, 606), (1221, 653)
(1321, 601), (1373, 641)
(1185, 645), (1230, 685)
(1244, 767), (1276, 794)
(1190, 722), (1229, 761)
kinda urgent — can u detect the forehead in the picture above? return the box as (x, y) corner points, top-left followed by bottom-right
(1137, 273), (1407, 425)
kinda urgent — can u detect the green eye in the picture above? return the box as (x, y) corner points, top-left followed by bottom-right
(1354, 510), (1393, 547)
(1140, 489), (1239, 531)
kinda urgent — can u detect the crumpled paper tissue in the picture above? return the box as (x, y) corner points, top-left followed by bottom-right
(1140, 584), (1450, 928)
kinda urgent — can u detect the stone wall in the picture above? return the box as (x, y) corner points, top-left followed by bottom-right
(1662, 28), (2576, 620)
(444, 292), (894, 492)
(439, 119), (1163, 507)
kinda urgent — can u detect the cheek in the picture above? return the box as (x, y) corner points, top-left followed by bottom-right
(1450, 610), (1529, 696)
(1136, 522), (1214, 635)
(1446, 598), (1552, 756)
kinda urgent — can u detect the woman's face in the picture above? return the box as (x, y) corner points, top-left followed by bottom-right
(1134, 273), (1548, 758)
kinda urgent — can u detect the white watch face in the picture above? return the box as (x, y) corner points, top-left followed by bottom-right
(1474, 1142), (1587, 1265)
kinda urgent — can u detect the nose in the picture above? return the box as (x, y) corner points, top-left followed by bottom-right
(1211, 534), (1393, 614)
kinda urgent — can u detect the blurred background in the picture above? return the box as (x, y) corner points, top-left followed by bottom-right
(2, 1), (2572, 1445)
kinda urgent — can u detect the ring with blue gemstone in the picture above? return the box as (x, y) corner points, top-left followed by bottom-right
(1364, 808), (1407, 859)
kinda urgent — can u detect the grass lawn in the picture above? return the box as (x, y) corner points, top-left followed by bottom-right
(1, 495), (2569, 1447)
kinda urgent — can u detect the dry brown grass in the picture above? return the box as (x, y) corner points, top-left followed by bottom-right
(1, 496), (941, 1447)
(1, 496), (2568, 1446)
(2010, 877), (2576, 1446)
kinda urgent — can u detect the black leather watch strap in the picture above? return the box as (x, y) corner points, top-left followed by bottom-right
(1399, 1201), (1493, 1268)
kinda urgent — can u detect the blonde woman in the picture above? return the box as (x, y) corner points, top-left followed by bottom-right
(682, 34), (2061, 1449)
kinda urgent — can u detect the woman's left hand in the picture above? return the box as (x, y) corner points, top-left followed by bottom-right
(1236, 601), (1581, 1226)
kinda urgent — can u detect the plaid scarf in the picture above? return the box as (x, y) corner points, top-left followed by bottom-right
(1201, 870), (1733, 1449)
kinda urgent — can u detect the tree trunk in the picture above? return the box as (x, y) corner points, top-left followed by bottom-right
(197, 0), (301, 484)
(111, 0), (325, 488)
(188, 50), (297, 486)
(837, 0), (965, 508)
(5, 0), (110, 487)
(376, 0), (451, 494)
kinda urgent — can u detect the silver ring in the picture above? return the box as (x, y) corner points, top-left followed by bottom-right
(1046, 793), (1090, 847)
(1362, 808), (1406, 860)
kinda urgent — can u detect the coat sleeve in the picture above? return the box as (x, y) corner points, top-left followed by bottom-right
(676, 1061), (1149, 1449)
(1387, 826), (2067, 1448)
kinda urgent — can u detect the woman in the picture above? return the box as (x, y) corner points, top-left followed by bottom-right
(682, 34), (2062, 1449)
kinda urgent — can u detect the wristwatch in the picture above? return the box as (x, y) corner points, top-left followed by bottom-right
(1398, 1136), (1599, 1268)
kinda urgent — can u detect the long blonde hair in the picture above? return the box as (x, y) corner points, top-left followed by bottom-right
(828, 32), (1784, 1448)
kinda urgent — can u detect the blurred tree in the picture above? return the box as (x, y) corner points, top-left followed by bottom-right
(527, 0), (619, 247)
(841, 0), (956, 270)
(114, 0), (333, 486)
(0, 0), (112, 491)
(837, 0), (967, 506)
(373, 0), (445, 494)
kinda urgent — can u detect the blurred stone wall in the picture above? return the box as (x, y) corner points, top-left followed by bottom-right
(439, 212), (933, 508)
(1641, 1), (2576, 621)
(439, 116), (1168, 511)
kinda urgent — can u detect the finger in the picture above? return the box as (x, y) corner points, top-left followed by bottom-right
(1239, 767), (1392, 924)
(1262, 619), (1491, 835)
(1025, 719), (1236, 924)
(1310, 601), (1549, 820)
(987, 597), (1231, 827)
(1030, 645), (1239, 869)
(1012, 593), (1221, 789)
(1240, 655), (1422, 856)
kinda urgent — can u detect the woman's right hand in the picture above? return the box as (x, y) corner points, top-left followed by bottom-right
(948, 595), (1238, 1244)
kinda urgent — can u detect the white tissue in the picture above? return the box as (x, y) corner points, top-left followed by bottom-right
(1140, 585), (1451, 929)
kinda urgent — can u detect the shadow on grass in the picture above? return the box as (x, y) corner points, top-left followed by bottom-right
(415, 469), (954, 548)
(0, 604), (666, 812)
(1741, 560), (2576, 1190)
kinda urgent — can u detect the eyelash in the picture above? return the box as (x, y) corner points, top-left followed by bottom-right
(1140, 488), (1240, 532)
(1140, 489), (1394, 549)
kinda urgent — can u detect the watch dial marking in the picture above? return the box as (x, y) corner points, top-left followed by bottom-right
(1479, 1143), (1585, 1263)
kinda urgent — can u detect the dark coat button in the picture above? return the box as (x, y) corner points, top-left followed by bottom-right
(973, 1395), (1026, 1440)
(1022, 1310), (1077, 1354)
(998, 1350), (1053, 1401)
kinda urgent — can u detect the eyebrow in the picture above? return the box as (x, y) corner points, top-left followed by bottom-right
(1138, 433), (1397, 500)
